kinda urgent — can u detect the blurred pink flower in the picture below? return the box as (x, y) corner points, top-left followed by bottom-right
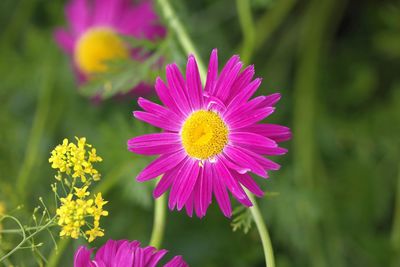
(55, 0), (165, 94)
(128, 49), (291, 218)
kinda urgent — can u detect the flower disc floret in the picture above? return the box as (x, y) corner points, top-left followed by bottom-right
(181, 110), (228, 160)
(75, 27), (129, 75)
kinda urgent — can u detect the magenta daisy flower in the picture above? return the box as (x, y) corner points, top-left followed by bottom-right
(74, 239), (188, 267)
(55, 0), (165, 89)
(128, 49), (291, 218)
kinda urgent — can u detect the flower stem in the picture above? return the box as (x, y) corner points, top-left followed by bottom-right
(391, 162), (400, 265)
(0, 215), (57, 262)
(16, 56), (54, 201)
(245, 190), (275, 267)
(149, 193), (167, 249)
(236, 0), (256, 64)
(157, 0), (206, 81)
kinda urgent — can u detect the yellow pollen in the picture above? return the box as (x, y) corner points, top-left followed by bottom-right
(181, 110), (229, 160)
(74, 27), (129, 75)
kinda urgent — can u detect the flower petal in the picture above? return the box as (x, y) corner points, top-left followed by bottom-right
(136, 151), (187, 182)
(54, 29), (75, 54)
(227, 64), (255, 103)
(229, 132), (277, 149)
(214, 159), (246, 200)
(155, 77), (185, 117)
(133, 111), (181, 132)
(166, 64), (191, 114)
(233, 172), (264, 197)
(186, 55), (203, 110)
(212, 164), (232, 218)
(127, 133), (182, 155)
(204, 48), (218, 94)
(242, 124), (292, 142)
(224, 146), (267, 178)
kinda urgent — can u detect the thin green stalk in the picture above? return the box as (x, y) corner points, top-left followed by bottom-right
(16, 60), (54, 200)
(292, 0), (344, 266)
(236, 0), (256, 64)
(46, 238), (69, 267)
(246, 190), (275, 267)
(0, 215), (56, 262)
(149, 193), (166, 249)
(253, 0), (296, 51)
(0, 224), (56, 234)
(391, 163), (400, 266)
(157, 0), (206, 81)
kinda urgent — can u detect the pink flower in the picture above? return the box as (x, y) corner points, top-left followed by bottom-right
(128, 49), (291, 218)
(55, 0), (165, 92)
(74, 239), (188, 267)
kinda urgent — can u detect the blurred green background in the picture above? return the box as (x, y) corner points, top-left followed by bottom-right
(1, 0), (400, 266)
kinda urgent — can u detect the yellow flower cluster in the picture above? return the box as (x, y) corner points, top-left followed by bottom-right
(50, 137), (108, 242)
(49, 137), (102, 182)
(57, 187), (108, 242)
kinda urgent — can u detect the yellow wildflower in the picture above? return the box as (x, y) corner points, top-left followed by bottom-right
(86, 226), (105, 242)
(49, 137), (102, 183)
(0, 202), (5, 215)
(56, 189), (108, 242)
(74, 186), (90, 199)
(0, 202), (5, 233)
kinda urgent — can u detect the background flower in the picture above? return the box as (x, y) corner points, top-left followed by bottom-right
(54, 0), (166, 95)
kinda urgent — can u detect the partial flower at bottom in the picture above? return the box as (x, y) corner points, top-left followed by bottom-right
(74, 239), (188, 267)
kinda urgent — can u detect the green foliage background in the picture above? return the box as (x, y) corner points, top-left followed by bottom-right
(0, 0), (399, 266)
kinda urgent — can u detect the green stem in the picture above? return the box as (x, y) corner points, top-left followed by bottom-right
(253, 0), (296, 51)
(236, 0), (256, 64)
(157, 0), (206, 81)
(0, 215), (56, 262)
(391, 163), (400, 266)
(149, 193), (167, 249)
(246, 190), (275, 267)
(0, 223), (56, 234)
(16, 58), (54, 200)
(46, 238), (69, 267)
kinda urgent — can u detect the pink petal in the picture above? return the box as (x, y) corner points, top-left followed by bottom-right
(214, 60), (243, 103)
(54, 28), (75, 54)
(166, 64), (192, 114)
(136, 151), (187, 182)
(137, 97), (183, 127)
(212, 164), (232, 218)
(242, 124), (292, 142)
(127, 133), (182, 155)
(133, 111), (181, 132)
(229, 132), (277, 149)
(214, 159), (246, 200)
(204, 49), (218, 94)
(227, 78), (262, 109)
(186, 55), (203, 110)
(224, 146), (267, 178)
(66, 0), (91, 36)
(227, 64), (255, 103)
(233, 172), (264, 197)
(155, 77), (186, 117)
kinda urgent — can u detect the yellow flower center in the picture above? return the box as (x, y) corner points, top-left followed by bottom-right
(181, 110), (229, 160)
(74, 27), (129, 75)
